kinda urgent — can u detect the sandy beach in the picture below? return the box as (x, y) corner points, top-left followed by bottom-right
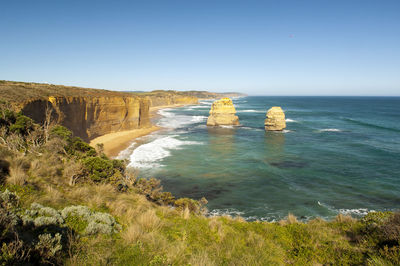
(89, 125), (160, 158)
(89, 104), (193, 158)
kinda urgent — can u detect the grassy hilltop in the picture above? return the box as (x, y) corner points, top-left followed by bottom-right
(0, 92), (399, 264)
(0, 80), (245, 104)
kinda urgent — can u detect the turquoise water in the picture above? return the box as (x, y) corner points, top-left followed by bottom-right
(120, 97), (400, 221)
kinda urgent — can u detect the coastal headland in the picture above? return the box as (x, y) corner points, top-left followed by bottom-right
(0, 80), (245, 156)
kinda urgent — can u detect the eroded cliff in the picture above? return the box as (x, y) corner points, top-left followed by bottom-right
(21, 96), (151, 141)
(0, 81), (202, 141)
(0, 81), (245, 141)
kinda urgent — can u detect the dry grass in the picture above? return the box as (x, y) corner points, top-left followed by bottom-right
(209, 217), (226, 241)
(335, 213), (356, 223)
(182, 206), (190, 219)
(188, 251), (216, 266)
(39, 184), (65, 207)
(7, 165), (28, 185)
(7, 156), (29, 185)
(279, 213), (299, 225)
(137, 209), (162, 232)
(109, 193), (151, 222)
(122, 223), (143, 244)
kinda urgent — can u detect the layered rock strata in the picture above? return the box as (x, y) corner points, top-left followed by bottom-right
(264, 107), (286, 131)
(148, 95), (198, 107)
(1, 81), (245, 142)
(21, 96), (151, 141)
(206, 98), (239, 126)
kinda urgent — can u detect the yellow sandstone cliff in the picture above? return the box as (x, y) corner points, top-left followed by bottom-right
(0, 81), (241, 141)
(21, 96), (151, 141)
(206, 98), (239, 126)
(264, 107), (286, 131)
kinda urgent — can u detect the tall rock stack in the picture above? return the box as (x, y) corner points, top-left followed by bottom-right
(264, 107), (286, 131)
(206, 98), (240, 126)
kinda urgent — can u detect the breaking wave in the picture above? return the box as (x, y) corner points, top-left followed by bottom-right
(157, 109), (206, 128)
(318, 128), (342, 132)
(128, 136), (202, 168)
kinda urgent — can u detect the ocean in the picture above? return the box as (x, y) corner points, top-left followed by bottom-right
(118, 96), (400, 221)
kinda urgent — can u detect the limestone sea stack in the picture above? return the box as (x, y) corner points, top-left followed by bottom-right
(206, 98), (240, 126)
(264, 107), (286, 131)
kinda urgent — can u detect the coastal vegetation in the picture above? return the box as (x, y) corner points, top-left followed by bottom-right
(0, 80), (244, 103)
(1, 100), (400, 265)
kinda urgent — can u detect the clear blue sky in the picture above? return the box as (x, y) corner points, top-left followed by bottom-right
(1, 0), (399, 95)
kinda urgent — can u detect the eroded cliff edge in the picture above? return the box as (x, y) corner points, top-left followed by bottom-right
(21, 96), (151, 141)
(0, 81), (243, 141)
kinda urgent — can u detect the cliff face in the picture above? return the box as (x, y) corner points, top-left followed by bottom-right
(147, 95), (198, 107)
(21, 96), (150, 141)
(18, 94), (199, 141)
(1, 81), (244, 142)
(207, 98), (240, 126)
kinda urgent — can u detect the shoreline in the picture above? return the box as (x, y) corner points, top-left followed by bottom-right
(90, 103), (196, 158)
(89, 126), (160, 158)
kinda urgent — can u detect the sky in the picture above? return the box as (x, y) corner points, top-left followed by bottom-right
(0, 0), (399, 96)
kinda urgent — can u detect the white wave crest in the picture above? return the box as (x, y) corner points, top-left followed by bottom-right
(116, 141), (137, 160)
(157, 109), (207, 128)
(338, 208), (375, 216)
(128, 136), (202, 168)
(318, 128), (342, 132)
(241, 126), (263, 131)
(237, 109), (264, 113)
(191, 116), (207, 122)
(208, 208), (244, 217)
(317, 201), (375, 216)
(285, 118), (298, 122)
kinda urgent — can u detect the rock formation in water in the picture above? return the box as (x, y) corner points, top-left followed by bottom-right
(206, 98), (239, 126)
(264, 107), (286, 131)
(0, 81), (246, 141)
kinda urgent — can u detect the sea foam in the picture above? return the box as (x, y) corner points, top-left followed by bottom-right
(157, 109), (206, 129)
(128, 136), (202, 168)
(318, 128), (342, 132)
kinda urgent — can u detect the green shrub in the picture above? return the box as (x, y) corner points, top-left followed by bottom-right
(68, 137), (97, 157)
(82, 156), (114, 182)
(34, 233), (62, 264)
(174, 197), (208, 214)
(380, 213), (400, 247)
(50, 125), (72, 141)
(61, 205), (121, 235)
(8, 114), (34, 136)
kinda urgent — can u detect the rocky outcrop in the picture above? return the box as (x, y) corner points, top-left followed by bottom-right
(264, 107), (286, 131)
(207, 98), (239, 126)
(21, 96), (150, 141)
